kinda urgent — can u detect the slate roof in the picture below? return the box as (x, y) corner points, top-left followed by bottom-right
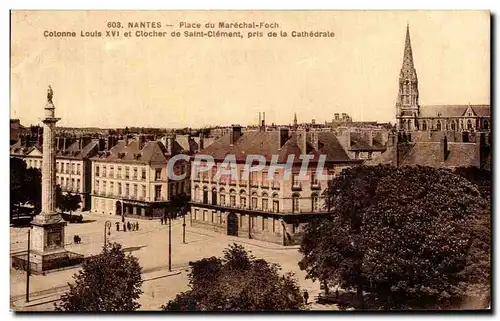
(400, 142), (479, 168)
(56, 140), (99, 159)
(200, 130), (356, 164)
(348, 132), (387, 152)
(92, 139), (183, 165)
(419, 104), (490, 118)
(314, 132), (357, 162)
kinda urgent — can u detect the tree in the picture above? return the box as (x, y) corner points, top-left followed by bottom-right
(162, 244), (305, 311)
(299, 165), (490, 310)
(55, 242), (143, 311)
(56, 189), (82, 220)
(10, 157), (42, 218)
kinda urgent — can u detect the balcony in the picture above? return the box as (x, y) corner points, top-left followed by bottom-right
(311, 183), (321, 190)
(291, 182), (302, 191)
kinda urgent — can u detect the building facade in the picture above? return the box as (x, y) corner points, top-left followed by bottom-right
(90, 135), (190, 218)
(10, 135), (99, 211)
(190, 126), (362, 245)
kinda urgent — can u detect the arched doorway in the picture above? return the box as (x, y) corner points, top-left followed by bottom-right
(227, 212), (238, 236)
(115, 201), (122, 216)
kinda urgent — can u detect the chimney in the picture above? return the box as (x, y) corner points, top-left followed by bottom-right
(262, 112), (266, 129)
(259, 112), (262, 130)
(230, 125), (242, 145)
(167, 137), (173, 155)
(298, 130), (307, 153)
(387, 132), (395, 147)
(138, 134), (146, 150)
(311, 131), (319, 150)
(198, 133), (204, 150)
(278, 127), (289, 148)
(98, 138), (106, 151)
(441, 135), (449, 161)
(79, 137), (83, 150)
(479, 132), (489, 168)
(336, 127), (351, 153)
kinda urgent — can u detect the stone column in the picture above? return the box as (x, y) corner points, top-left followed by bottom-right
(42, 115), (57, 215)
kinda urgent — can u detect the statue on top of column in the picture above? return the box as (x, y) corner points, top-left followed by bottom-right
(47, 85), (54, 103)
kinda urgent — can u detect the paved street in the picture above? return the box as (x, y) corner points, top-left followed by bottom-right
(10, 212), (333, 311)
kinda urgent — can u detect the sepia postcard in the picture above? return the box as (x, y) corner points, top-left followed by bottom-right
(9, 10), (491, 312)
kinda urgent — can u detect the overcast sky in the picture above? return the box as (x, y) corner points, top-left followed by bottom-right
(11, 10), (490, 128)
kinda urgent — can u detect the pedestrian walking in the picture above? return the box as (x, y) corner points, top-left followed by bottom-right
(115, 222), (120, 231)
(303, 290), (309, 305)
(123, 223), (127, 232)
(127, 221), (131, 231)
(136, 221), (140, 230)
(160, 217), (164, 225)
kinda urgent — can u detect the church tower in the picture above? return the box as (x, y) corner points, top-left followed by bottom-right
(396, 25), (420, 131)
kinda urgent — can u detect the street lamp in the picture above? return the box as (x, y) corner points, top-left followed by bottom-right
(25, 226), (32, 303)
(168, 210), (172, 272)
(104, 220), (111, 246)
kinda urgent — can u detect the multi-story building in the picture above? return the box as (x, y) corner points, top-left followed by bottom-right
(90, 135), (190, 218)
(190, 126), (362, 245)
(10, 135), (100, 210)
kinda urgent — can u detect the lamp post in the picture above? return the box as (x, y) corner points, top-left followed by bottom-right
(121, 199), (125, 223)
(168, 211), (172, 272)
(104, 220), (111, 246)
(182, 215), (186, 244)
(25, 227), (31, 303)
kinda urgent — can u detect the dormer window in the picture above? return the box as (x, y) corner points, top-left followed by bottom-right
(468, 112), (472, 117)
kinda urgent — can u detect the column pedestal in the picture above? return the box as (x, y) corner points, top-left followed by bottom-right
(29, 213), (68, 273)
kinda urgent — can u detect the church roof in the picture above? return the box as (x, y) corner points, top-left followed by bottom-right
(419, 104), (490, 118)
(400, 142), (479, 168)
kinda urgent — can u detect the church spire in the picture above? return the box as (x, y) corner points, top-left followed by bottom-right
(396, 24), (420, 130)
(293, 113), (298, 129)
(400, 24), (417, 80)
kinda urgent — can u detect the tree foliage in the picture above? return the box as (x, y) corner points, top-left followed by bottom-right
(162, 244), (305, 311)
(299, 165), (490, 310)
(55, 242), (143, 311)
(166, 192), (190, 219)
(10, 157), (42, 216)
(56, 189), (82, 216)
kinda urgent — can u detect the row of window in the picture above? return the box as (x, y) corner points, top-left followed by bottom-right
(95, 164), (161, 181)
(27, 159), (42, 169)
(193, 187), (321, 213)
(193, 210), (281, 234)
(405, 118), (490, 131)
(57, 176), (81, 192)
(195, 169), (321, 187)
(56, 161), (81, 175)
(94, 180), (163, 201)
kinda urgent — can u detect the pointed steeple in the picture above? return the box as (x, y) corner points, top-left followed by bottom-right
(396, 24), (420, 127)
(400, 24), (417, 80)
(293, 113), (298, 128)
